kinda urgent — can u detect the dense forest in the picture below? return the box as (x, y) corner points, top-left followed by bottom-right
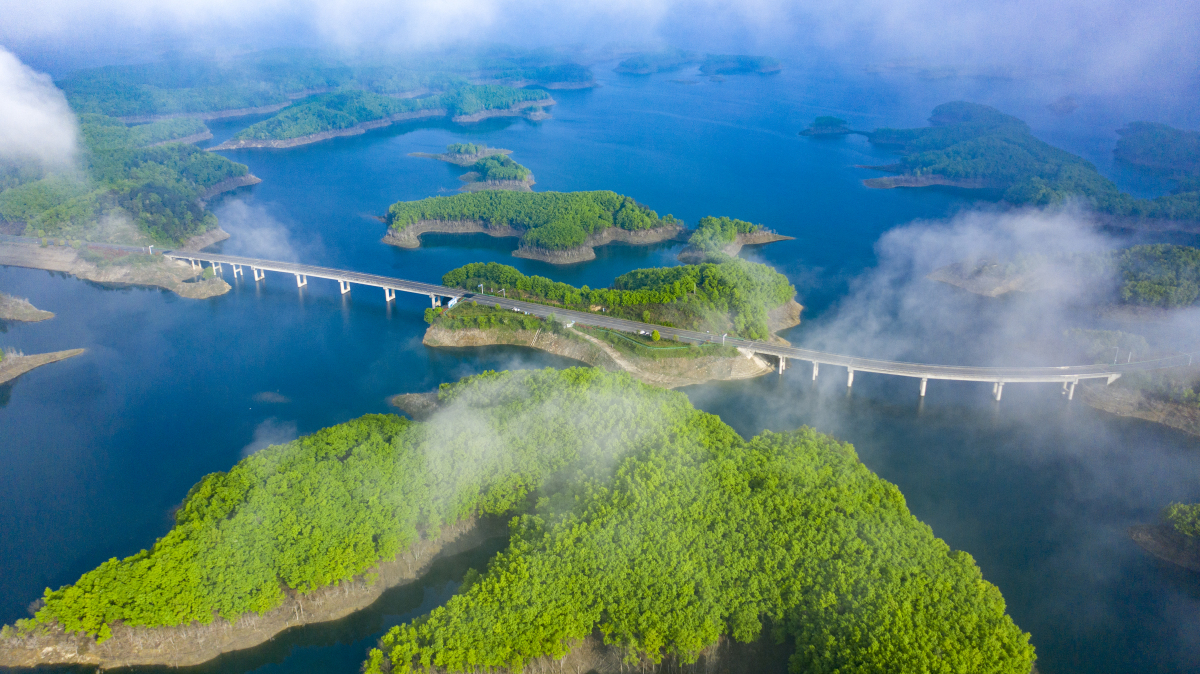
(1116, 244), (1200, 308)
(386, 191), (678, 251)
(1114, 122), (1200, 176)
(1166, 503), (1200, 537)
(867, 102), (1200, 221)
(687, 215), (762, 254)
(8, 369), (1033, 674)
(442, 258), (794, 340)
(469, 155), (531, 182)
(56, 48), (589, 119)
(0, 115), (247, 244)
(615, 49), (782, 75)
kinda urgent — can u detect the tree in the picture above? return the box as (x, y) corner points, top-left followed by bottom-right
(651, 330), (661, 341)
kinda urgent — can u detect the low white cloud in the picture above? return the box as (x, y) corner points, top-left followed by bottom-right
(0, 47), (77, 168)
(241, 417), (299, 457)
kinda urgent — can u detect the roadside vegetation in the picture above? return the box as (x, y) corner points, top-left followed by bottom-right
(442, 259), (795, 340)
(6, 368), (1034, 674)
(386, 190), (679, 251)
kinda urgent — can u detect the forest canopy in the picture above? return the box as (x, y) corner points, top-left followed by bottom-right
(687, 215), (762, 254)
(1114, 121), (1200, 177)
(442, 257), (794, 340)
(12, 368), (1034, 674)
(386, 190), (678, 251)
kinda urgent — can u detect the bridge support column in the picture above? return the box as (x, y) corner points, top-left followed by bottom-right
(778, 356), (786, 374)
(847, 369), (854, 388)
(295, 274), (307, 287)
(211, 261), (222, 275)
(994, 382), (1004, 401)
(384, 287), (395, 302)
(253, 267), (265, 281)
(430, 295), (441, 308)
(189, 258), (198, 272)
(812, 362), (819, 381)
(920, 378), (928, 397)
(339, 280), (351, 294)
(1068, 381), (1077, 400)
(232, 264), (243, 277)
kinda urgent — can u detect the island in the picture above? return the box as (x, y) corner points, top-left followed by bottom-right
(411, 144), (535, 192)
(799, 115), (855, 136)
(381, 190), (685, 264)
(1113, 121), (1200, 177)
(615, 49), (782, 76)
(209, 87), (553, 150)
(0, 368), (1035, 674)
(0, 348), (85, 385)
(1129, 502), (1200, 572)
(676, 215), (793, 262)
(0, 293), (54, 322)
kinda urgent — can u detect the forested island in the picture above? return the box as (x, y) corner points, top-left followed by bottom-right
(1130, 502), (1200, 572)
(0, 368), (1035, 673)
(0, 114), (255, 247)
(1114, 121), (1200, 177)
(798, 116), (854, 136)
(383, 190), (684, 263)
(210, 87), (553, 150)
(411, 144), (535, 192)
(615, 49), (782, 76)
(858, 102), (1200, 223)
(676, 215), (793, 262)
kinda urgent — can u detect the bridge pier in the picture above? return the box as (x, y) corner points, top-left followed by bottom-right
(920, 377), (928, 397)
(994, 382), (1004, 401)
(812, 362), (819, 381)
(847, 368), (854, 388)
(188, 258), (198, 272)
(295, 274), (307, 287)
(429, 294), (441, 308)
(211, 261), (222, 275)
(778, 356), (786, 374)
(232, 264), (243, 278)
(384, 287), (395, 302)
(253, 267), (265, 282)
(1068, 380), (1077, 400)
(339, 279), (351, 294)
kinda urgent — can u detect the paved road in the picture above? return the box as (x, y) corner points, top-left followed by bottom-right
(162, 249), (1196, 389)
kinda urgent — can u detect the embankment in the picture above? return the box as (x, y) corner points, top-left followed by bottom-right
(208, 110), (446, 150)
(384, 221), (684, 264)
(1080, 382), (1200, 438)
(178, 227), (231, 252)
(0, 293), (54, 322)
(0, 518), (506, 669)
(677, 230), (793, 263)
(0, 349), (84, 385)
(0, 241), (230, 300)
(423, 324), (777, 388)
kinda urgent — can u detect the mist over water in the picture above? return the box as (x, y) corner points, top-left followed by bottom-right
(1, 51), (1199, 674)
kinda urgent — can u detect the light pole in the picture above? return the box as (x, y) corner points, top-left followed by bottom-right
(722, 333), (727, 345)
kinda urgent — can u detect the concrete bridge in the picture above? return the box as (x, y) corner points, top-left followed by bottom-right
(166, 250), (1195, 402)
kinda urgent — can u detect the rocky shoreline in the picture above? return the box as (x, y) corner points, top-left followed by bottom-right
(0, 240), (230, 299)
(450, 98), (555, 123)
(861, 173), (1000, 190)
(1128, 524), (1200, 572)
(460, 177), (535, 192)
(178, 227), (232, 252)
(199, 175), (262, 201)
(209, 110), (446, 150)
(677, 230), (794, 263)
(0, 518), (505, 669)
(409, 147), (512, 167)
(383, 220), (684, 264)
(1080, 382), (1200, 438)
(0, 349), (85, 385)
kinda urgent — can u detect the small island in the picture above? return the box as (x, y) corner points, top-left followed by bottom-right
(799, 115), (855, 137)
(676, 215), (793, 262)
(615, 49), (782, 76)
(1, 369), (1034, 673)
(411, 144), (535, 192)
(210, 88), (554, 151)
(0, 293), (54, 322)
(382, 190), (685, 264)
(1130, 502), (1200, 572)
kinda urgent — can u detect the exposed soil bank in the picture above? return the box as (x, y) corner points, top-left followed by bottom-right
(0, 349), (84, 385)
(0, 293), (53, 322)
(1081, 382), (1200, 438)
(178, 227), (232, 252)
(147, 131), (214, 147)
(926, 262), (1037, 297)
(0, 518), (504, 669)
(200, 175), (262, 201)
(677, 231), (793, 263)
(862, 174), (1000, 189)
(209, 110), (446, 150)
(1128, 524), (1200, 572)
(384, 221), (684, 265)
(0, 241), (230, 299)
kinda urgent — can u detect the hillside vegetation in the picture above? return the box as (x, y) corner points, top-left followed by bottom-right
(8, 369), (1033, 674)
(1114, 121), (1200, 177)
(0, 115), (247, 244)
(867, 102), (1200, 221)
(442, 258), (794, 340)
(386, 190), (678, 251)
(687, 215), (763, 254)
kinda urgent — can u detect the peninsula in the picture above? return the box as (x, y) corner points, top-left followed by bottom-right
(382, 190), (685, 264)
(0, 293), (53, 322)
(1129, 502), (1200, 572)
(1, 369), (1035, 674)
(0, 348), (85, 385)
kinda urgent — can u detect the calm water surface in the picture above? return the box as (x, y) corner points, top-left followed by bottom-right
(1, 61), (1198, 673)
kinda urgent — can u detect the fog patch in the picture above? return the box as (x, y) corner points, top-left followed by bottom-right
(241, 417), (299, 457)
(252, 391), (291, 403)
(0, 47), (78, 170)
(213, 200), (320, 262)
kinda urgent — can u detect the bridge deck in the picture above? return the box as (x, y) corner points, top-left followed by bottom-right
(167, 250), (1194, 386)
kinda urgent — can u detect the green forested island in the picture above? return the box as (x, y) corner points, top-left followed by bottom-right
(385, 190), (680, 251)
(442, 258), (795, 340)
(685, 216), (763, 254)
(615, 49), (782, 75)
(1114, 121), (1200, 177)
(0, 114), (250, 245)
(4, 369), (1034, 674)
(799, 115), (852, 136)
(863, 102), (1200, 221)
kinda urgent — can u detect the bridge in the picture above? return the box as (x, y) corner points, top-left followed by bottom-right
(162, 249), (1196, 402)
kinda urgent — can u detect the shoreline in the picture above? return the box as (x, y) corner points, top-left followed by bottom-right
(383, 220), (684, 264)
(1128, 524), (1200, 572)
(0, 518), (505, 669)
(0, 349), (85, 385)
(178, 227), (232, 252)
(0, 293), (54, 322)
(862, 174), (1000, 189)
(460, 177), (535, 192)
(200, 174), (262, 201)
(677, 230), (793, 263)
(450, 98), (555, 123)
(117, 102), (291, 124)
(0, 241), (230, 300)
(208, 110), (446, 150)
(1080, 382), (1200, 438)
(409, 147), (512, 167)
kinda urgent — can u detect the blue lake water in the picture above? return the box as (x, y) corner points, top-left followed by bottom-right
(1, 60), (1198, 673)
